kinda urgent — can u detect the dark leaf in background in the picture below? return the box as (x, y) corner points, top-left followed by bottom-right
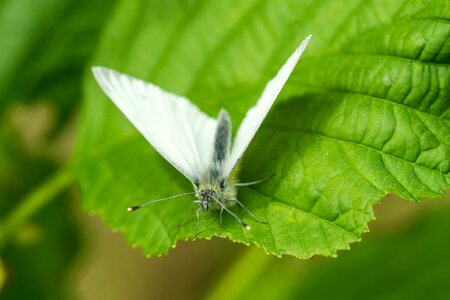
(0, 123), (54, 217)
(0, 127), (79, 298)
(0, 0), (116, 119)
(0, 0), (117, 297)
(1, 197), (79, 300)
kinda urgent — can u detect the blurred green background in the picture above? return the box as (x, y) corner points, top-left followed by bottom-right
(0, 0), (449, 299)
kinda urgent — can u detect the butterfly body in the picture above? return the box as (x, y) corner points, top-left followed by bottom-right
(194, 108), (237, 211)
(92, 35), (312, 229)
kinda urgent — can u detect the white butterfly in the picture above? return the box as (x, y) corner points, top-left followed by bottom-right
(92, 35), (311, 231)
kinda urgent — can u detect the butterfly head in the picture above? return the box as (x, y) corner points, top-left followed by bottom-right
(194, 176), (237, 211)
(197, 189), (219, 211)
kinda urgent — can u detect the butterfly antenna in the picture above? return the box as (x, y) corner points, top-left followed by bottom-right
(234, 173), (276, 187)
(127, 192), (195, 212)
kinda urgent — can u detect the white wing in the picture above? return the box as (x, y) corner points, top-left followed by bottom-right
(223, 35), (312, 178)
(92, 67), (218, 184)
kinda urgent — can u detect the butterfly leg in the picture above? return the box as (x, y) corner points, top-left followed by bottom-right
(219, 207), (224, 227)
(179, 200), (201, 228)
(194, 207), (202, 237)
(211, 197), (250, 230)
(234, 173), (275, 187)
(229, 198), (268, 224)
(216, 207), (225, 236)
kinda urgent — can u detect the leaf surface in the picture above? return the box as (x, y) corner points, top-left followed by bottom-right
(76, 0), (450, 258)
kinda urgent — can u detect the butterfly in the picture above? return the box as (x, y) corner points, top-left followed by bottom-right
(92, 35), (311, 232)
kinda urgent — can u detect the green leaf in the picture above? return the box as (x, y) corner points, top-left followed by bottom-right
(76, 0), (450, 258)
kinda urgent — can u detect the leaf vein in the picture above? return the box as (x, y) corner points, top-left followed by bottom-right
(296, 82), (450, 123)
(251, 187), (358, 238)
(379, 155), (415, 199)
(339, 51), (450, 67)
(267, 127), (448, 177)
(337, 143), (384, 193)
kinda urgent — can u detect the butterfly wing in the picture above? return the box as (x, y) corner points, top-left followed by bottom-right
(223, 35), (312, 179)
(92, 67), (217, 184)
